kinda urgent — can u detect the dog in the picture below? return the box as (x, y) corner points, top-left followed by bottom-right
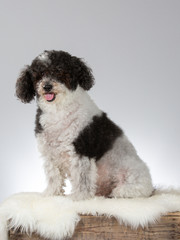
(16, 50), (153, 200)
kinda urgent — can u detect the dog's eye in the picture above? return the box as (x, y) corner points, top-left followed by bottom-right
(41, 72), (44, 76)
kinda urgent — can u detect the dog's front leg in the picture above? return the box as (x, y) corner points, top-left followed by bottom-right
(70, 157), (97, 200)
(43, 160), (65, 196)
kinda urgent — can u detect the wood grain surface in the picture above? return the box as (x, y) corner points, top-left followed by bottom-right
(9, 212), (180, 240)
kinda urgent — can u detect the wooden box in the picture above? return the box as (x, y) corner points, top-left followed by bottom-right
(9, 212), (180, 240)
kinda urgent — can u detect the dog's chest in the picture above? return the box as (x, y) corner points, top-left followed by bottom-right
(37, 111), (76, 161)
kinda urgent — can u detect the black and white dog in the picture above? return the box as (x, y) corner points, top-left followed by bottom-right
(16, 50), (153, 200)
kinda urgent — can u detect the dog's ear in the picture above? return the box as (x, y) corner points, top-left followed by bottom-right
(72, 57), (94, 91)
(16, 65), (35, 103)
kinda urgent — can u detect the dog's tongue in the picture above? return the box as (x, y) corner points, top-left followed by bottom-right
(45, 93), (54, 101)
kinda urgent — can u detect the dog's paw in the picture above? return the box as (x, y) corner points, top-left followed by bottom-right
(42, 187), (64, 197)
(69, 191), (94, 201)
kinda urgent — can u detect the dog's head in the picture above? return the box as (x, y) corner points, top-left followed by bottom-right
(16, 50), (94, 104)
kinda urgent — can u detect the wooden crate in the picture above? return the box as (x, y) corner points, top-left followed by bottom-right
(9, 212), (180, 240)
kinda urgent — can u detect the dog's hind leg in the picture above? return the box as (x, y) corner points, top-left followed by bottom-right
(110, 166), (153, 198)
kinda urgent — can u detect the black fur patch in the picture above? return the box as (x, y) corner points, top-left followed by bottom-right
(16, 50), (95, 103)
(16, 66), (35, 103)
(30, 50), (94, 91)
(35, 108), (43, 134)
(73, 113), (123, 161)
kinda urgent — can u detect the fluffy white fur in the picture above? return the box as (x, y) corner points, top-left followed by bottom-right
(0, 189), (180, 240)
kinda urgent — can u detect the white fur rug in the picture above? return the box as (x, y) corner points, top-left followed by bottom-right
(0, 188), (180, 240)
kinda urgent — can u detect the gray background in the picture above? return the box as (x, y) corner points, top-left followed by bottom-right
(0, 0), (179, 202)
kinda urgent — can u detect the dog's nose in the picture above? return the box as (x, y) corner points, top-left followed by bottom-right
(43, 84), (53, 92)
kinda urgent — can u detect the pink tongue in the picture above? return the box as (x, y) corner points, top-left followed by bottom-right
(45, 93), (54, 101)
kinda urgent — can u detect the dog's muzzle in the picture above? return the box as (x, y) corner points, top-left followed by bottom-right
(43, 83), (56, 102)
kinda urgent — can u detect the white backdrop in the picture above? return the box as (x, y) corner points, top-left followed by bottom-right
(0, 0), (180, 202)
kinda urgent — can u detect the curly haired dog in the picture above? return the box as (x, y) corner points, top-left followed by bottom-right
(16, 50), (153, 200)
